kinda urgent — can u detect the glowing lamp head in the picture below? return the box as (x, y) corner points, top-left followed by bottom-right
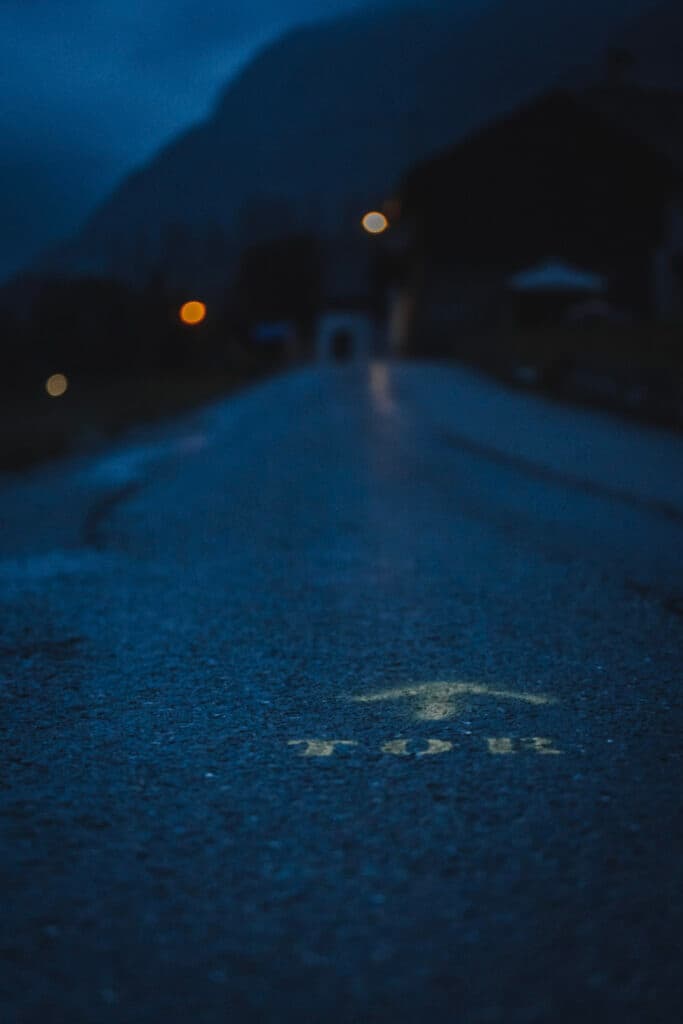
(46, 373), (68, 398)
(362, 211), (389, 235)
(180, 300), (207, 326)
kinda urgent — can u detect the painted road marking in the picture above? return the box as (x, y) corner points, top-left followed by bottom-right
(381, 739), (453, 757)
(287, 740), (359, 758)
(487, 736), (563, 756)
(349, 681), (556, 721)
(287, 737), (564, 758)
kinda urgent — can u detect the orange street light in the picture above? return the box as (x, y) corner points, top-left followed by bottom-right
(180, 300), (207, 325)
(362, 211), (389, 235)
(45, 373), (68, 398)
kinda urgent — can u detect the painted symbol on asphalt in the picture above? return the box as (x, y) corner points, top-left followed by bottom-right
(286, 736), (564, 758)
(348, 681), (556, 721)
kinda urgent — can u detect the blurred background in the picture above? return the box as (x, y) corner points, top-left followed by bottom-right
(1, 0), (682, 470)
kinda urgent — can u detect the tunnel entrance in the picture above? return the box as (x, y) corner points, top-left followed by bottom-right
(331, 329), (352, 362)
(316, 311), (378, 362)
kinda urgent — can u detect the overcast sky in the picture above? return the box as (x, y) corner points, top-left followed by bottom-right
(0, 0), (393, 280)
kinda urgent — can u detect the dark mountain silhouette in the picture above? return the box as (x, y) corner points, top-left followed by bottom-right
(41, 0), (665, 287)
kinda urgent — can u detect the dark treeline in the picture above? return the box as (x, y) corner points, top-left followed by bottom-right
(0, 233), (324, 469)
(0, 233), (323, 400)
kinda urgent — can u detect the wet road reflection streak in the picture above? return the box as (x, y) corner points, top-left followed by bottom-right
(369, 362), (397, 417)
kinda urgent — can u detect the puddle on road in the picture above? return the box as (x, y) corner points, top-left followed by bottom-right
(0, 549), (115, 584)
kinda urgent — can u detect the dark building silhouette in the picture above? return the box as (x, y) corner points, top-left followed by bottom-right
(393, 90), (683, 352)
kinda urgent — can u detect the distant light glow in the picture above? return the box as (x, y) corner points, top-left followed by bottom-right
(180, 300), (207, 325)
(45, 373), (68, 398)
(383, 198), (402, 221)
(362, 211), (389, 235)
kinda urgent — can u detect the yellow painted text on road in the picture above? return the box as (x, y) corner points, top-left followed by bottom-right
(381, 739), (453, 757)
(487, 737), (563, 755)
(288, 737), (563, 758)
(288, 740), (358, 758)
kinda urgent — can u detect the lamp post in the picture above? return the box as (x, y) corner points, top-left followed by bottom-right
(179, 300), (207, 326)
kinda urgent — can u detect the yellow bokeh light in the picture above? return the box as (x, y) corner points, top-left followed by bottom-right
(362, 211), (389, 235)
(180, 300), (207, 326)
(45, 373), (68, 398)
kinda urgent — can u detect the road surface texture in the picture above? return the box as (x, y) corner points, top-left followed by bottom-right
(2, 362), (682, 1024)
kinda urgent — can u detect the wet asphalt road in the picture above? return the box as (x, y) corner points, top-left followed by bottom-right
(2, 362), (682, 1024)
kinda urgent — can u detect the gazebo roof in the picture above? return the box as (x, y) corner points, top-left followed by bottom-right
(509, 261), (606, 293)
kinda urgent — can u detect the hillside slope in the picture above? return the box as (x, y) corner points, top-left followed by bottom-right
(44, 0), (661, 285)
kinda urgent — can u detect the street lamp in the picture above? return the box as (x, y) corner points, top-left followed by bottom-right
(179, 300), (207, 326)
(362, 211), (389, 235)
(45, 373), (68, 397)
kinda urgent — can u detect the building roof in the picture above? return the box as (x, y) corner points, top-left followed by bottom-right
(583, 84), (683, 172)
(400, 90), (682, 273)
(509, 261), (606, 293)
